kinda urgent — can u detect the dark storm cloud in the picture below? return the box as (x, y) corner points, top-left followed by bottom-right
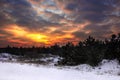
(58, 0), (120, 39)
(73, 32), (88, 40)
(86, 24), (113, 38)
(55, 0), (120, 26)
(0, 0), (61, 30)
(50, 30), (66, 36)
(64, 0), (117, 23)
(73, 22), (119, 40)
(0, 0), (33, 27)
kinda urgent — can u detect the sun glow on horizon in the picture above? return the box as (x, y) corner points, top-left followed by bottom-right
(3, 24), (80, 46)
(27, 33), (48, 43)
(4, 25), (49, 44)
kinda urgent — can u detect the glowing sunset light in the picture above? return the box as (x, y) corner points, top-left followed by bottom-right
(3, 24), (77, 46)
(26, 33), (48, 43)
(4, 25), (27, 37)
(4, 25), (49, 44)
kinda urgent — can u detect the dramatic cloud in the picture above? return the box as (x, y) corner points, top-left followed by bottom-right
(0, 0), (120, 47)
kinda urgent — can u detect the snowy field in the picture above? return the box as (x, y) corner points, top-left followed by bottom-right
(0, 60), (120, 80)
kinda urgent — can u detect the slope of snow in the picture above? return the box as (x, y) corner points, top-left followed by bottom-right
(67, 59), (120, 76)
(95, 59), (120, 75)
(0, 60), (120, 80)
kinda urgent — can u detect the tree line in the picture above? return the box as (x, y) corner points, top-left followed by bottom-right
(0, 33), (120, 66)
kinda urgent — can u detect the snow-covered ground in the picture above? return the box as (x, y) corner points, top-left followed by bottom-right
(0, 60), (120, 80)
(0, 53), (17, 61)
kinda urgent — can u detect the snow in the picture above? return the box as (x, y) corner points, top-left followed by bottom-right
(0, 53), (16, 61)
(0, 60), (120, 80)
(95, 59), (120, 75)
(67, 59), (120, 76)
(40, 56), (62, 65)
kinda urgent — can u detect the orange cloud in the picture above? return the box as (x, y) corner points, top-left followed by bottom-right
(3, 24), (49, 44)
(3, 24), (73, 46)
(2, 22), (89, 47)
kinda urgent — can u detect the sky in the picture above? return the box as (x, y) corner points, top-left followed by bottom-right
(0, 0), (120, 47)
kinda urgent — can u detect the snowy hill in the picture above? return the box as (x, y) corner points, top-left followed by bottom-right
(65, 59), (120, 76)
(0, 60), (120, 80)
